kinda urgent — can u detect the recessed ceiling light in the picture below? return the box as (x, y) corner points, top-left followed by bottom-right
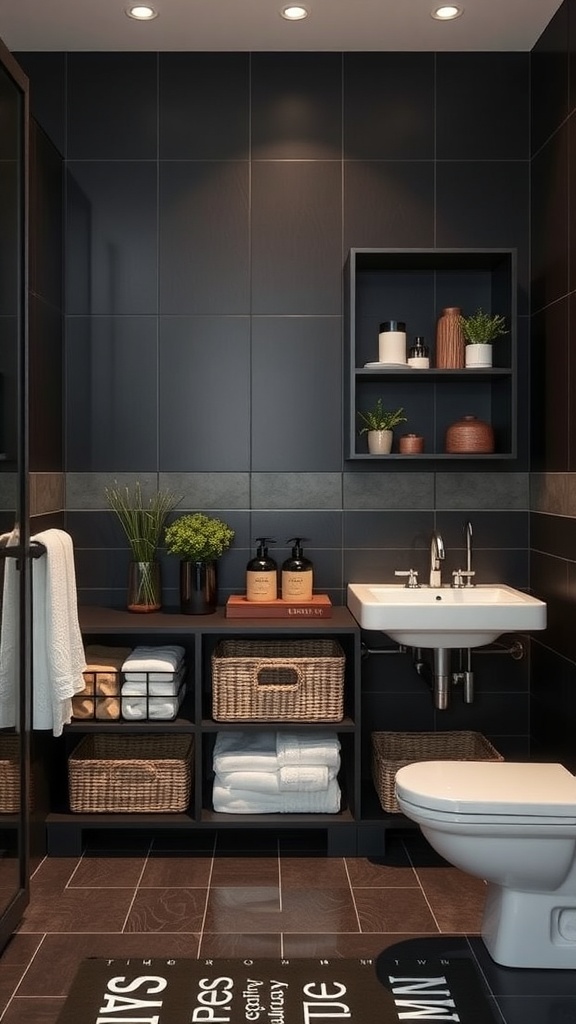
(126, 4), (158, 20)
(431, 5), (463, 20)
(280, 5), (310, 21)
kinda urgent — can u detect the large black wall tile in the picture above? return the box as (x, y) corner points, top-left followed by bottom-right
(344, 160), (435, 251)
(251, 161), (342, 315)
(531, 0), (570, 155)
(531, 300), (569, 471)
(344, 53), (434, 160)
(251, 317), (342, 471)
(159, 53), (249, 160)
(14, 52), (65, 156)
(530, 549), (571, 657)
(531, 510), (576, 561)
(531, 125), (569, 313)
(343, 510), (432, 551)
(251, 53), (341, 159)
(29, 296), (63, 472)
(29, 122), (63, 307)
(66, 161), (158, 315)
(67, 53), (157, 160)
(436, 53), (529, 160)
(159, 316), (250, 472)
(159, 161), (249, 315)
(66, 316), (158, 471)
(436, 161), (530, 315)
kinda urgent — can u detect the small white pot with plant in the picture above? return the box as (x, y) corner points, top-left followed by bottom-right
(460, 308), (508, 368)
(358, 400), (407, 455)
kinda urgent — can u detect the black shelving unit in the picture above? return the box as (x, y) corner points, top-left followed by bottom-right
(345, 248), (518, 461)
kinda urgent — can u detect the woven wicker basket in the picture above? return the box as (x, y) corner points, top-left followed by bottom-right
(211, 639), (345, 722)
(371, 730), (503, 814)
(0, 735), (25, 813)
(68, 734), (193, 813)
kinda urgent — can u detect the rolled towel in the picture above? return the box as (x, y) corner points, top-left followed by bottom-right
(276, 731), (341, 769)
(71, 695), (96, 719)
(278, 763), (335, 791)
(121, 666), (186, 697)
(84, 644), (133, 670)
(212, 778), (341, 814)
(216, 764), (335, 795)
(121, 646), (186, 677)
(212, 730), (278, 774)
(121, 686), (185, 721)
(95, 697), (120, 720)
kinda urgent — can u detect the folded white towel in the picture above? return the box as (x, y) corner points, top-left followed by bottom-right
(216, 764), (335, 795)
(212, 730), (278, 774)
(212, 778), (341, 814)
(121, 646), (186, 674)
(121, 666), (186, 696)
(278, 763), (335, 791)
(121, 686), (185, 720)
(276, 731), (341, 769)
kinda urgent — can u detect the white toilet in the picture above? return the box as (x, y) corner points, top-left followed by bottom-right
(395, 760), (576, 969)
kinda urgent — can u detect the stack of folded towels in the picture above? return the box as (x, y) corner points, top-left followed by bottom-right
(72, 645), (133, 720)
(212, 730), (341, 813)
(120, 645), (187, 720)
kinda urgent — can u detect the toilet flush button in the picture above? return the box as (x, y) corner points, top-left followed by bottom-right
(557, 909), (576, 941)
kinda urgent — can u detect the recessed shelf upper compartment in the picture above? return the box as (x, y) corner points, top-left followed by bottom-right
(345, 247), (517, 461)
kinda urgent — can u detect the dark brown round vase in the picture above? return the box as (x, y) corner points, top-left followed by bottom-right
(180, 560), (217, 614)
(445, 415), (494, 454)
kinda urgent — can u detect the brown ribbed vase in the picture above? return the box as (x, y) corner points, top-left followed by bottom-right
(435, 306), (465, 369)
(445, 415), (495, 454)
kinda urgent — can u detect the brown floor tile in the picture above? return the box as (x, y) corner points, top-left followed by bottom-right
(0, 995), (65, 1023)
(203, 886), (281, 933)
(20, 888), (135, 932)
(415, 865), (487, 932)
(0, 966), (27, 1015)
(278, 889), (360, 934)
(281, 932), (419, 958)
(124, 888), (207, 932)
(0, 933), (43, 965)
(29, 859), (81, 894)
(140, 854), (213, 888)
(210, 856), (279, 887)
(345, 855), (418, 887)
(70, 853), (146, 888)
(199, 932), (282, 958)
(17, 933), (200, 996)
(354, 887), (439, 933)
(281, 857), (351, 888)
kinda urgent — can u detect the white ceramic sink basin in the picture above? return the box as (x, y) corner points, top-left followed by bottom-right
(346, 583), (547, 648)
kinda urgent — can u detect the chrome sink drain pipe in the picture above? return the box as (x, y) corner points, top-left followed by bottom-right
(433, 648), (451, 710)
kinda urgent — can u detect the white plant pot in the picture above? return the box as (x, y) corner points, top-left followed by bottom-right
(465, 343), (492, 368)
(368, 429), (393, 455)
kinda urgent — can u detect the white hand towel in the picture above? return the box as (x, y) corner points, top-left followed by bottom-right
(0, 530), (19, 727)
(121, 666), (186, 696)
(216, 764), (334, 795)
(212, 730), (278, 774)
(212, 778), (341, 814)
(276, 730), (341, 769)
(121, 646), (185, 674)
(30, 529), (87, 736)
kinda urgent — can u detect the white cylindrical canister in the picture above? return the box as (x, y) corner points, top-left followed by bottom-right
(378, 321), (407, 364)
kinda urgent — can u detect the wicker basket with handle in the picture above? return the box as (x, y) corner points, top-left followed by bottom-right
(68, 734), (193, 813)
(211, 638), (345, 722)
(371, 730), (504, 814)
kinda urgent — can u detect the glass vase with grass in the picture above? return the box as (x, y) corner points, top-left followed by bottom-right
(105, 482), (181, 613)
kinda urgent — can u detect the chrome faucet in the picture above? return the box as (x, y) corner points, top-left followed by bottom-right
(430, 531), (445, 587)
(465, 520), (474, 585)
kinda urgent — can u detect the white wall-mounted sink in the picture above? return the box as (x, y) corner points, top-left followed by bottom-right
(346, 583), (547, 648)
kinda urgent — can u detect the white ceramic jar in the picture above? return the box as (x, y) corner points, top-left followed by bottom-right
(378, 320), (407, 364)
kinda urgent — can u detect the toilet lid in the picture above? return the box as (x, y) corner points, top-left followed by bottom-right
(395, 761), (576, 817)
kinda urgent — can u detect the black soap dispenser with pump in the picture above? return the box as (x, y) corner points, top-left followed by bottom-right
(246, 538), (278, 602)
(281, 538), (313, 602)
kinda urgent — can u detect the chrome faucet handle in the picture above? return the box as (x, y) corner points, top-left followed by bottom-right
(451, 569), (475, 588)
(394, 569), (420, 588)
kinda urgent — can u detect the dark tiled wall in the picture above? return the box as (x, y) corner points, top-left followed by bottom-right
(530, 0), (576, 765)
(17, 49), (534, 752)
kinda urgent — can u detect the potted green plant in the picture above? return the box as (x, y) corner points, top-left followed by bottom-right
(358, 400), (407, 454)
(105, 481), (182, 612)
(460, 308), (508, 368)
(164, 513), (235, 615)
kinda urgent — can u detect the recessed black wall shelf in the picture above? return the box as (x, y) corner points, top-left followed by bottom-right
(345, 248), (518, 461)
